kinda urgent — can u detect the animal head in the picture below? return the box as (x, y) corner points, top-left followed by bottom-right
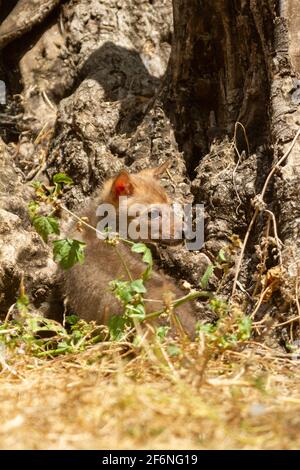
(98, 161), (184, 245)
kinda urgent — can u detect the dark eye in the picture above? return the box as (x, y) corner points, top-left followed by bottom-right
(148, 208), (161, 219)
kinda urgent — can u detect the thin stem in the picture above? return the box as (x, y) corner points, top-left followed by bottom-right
(265, 209), (283, 266)
(231, 126), (300, 297)
(60, 203), (135, 247)
(115, 246), (133, 282)
(231, 207), (259, 297)
(261, 127), (300, 200)
(144, 291), (212, 321)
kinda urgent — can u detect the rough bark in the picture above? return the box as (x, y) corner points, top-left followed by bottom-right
(165, 0), (300, 315)
(0, 138), (56, 315)
(273, 1), (300, 283)
(167, 0), (274, 257)
(0, 0), (61, 49)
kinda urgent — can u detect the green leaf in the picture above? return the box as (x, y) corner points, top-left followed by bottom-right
(108, 315), (128, 341)
(131, 243), (153, 280)
(200, 264), (214, 289)
(131, 243), (147, 254)
(109, 280), (133, 304)
(53, 238), (86, 269)
(52, 173), (74, 185)
(196, 321), (216, 336)
(238, 316), (252, 340)
(31, 181), (42, 190)
(126, 303), (145, 320)
(209, 298), (228, 315)
(28, 200), (40, 219)
(33, 216), (60, 242)
(65, 315), (80, 326)
(131, 243), (152, 266)
(167, 344), (182, 357)
(142, 248), (153, 281)
(142, 247), (152, 265)
(130, 279), (147, 294)
(16, 294), (29, 313)
(72, 330), (83, 343)
(156, 326), (170, 341)
(25, 317), (66, 335)
(143, 265), (153, 281)
(217, 249), (227, 263)
(56, 341), (71, 352)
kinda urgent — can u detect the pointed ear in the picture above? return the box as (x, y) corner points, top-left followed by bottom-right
(111, 170), (134, 199)
(151, 159), (172, 178)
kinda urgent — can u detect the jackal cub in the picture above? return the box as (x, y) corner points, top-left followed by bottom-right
(62, 162), (196, 337)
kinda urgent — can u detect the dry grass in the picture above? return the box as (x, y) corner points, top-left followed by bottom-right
(0, 340), (300, 450)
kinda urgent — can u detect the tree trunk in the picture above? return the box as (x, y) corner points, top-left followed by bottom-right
(166, 0), (300, 321)
(0, 1), (299, 334)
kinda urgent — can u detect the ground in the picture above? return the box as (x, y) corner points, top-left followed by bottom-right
(0, 340), (300, 450)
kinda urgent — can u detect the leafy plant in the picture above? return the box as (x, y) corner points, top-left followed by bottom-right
(0, 313), (104, 358)
(156, 326), (170, 341)
(28, 173), (86, 269)
(16, 293), (30, 315)
(131, 242), (153, 280)
(53, 173), (74, 186)
(197, 311), (252, 352)
(108, 316), (130, 341)
(32, 215), (60, 243)
(53, 239), (86, 270)
(200, 264), (214, 289)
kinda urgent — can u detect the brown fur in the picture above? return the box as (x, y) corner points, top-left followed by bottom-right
(61, 163), (196, 337)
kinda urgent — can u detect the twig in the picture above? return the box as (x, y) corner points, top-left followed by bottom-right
(250, 285), (273, 320)
(115, 246), (133, 282)
(295, 264), (300, 327)
(232, 127), (300, 297)
(261, 127), (300, 200)
(265, 209), (283, 266)
(0, 328), (18, 335)
(232, 122), (249, 214)
(4, 303), (15, 325)
(231, 206), (259, 297)
(252, 214), (271, 298)
(59, 203), (134, 247)
(144, 291), (212, 321)
(234, 121), (250, 157)
(59, 204), (102, 236)
(41, 90), (56, 111)
(272, 315), (300, 329)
